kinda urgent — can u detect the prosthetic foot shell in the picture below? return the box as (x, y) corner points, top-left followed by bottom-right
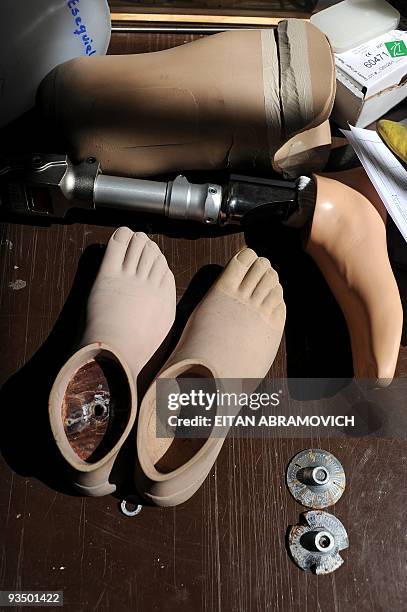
(49, 343), (137, 496)
(49, 227), (176, 496)
(135, 248), (286, 507)
(38, 20), (335, 178)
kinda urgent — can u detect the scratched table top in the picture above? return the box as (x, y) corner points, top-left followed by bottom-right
(0, 31), (406, 612)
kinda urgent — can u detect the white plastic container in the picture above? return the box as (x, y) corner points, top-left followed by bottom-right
(0, 0), (111, 128)
(310, 0), (400, 53)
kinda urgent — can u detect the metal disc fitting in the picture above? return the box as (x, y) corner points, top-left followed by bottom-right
(288, 510), (349, 574)
(286, 449), (345, 509)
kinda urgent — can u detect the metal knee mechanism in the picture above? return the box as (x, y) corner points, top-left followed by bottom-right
(0, 153), (312, 226)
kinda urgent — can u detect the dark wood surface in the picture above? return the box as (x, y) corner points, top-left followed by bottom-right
(1, 32), (406, 612)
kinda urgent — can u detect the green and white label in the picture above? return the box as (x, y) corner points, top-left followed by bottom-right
(385, 40), (407, 58)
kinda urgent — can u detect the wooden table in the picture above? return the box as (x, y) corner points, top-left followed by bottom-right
(0, 31), (406, 612)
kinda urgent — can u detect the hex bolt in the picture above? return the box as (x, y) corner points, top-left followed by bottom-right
(301, 529), (335, 554)
(298, 465), (330, 486)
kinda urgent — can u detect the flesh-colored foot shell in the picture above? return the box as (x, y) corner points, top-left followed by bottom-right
(49, 227), (176, 496)
(135, 247), (286, 507)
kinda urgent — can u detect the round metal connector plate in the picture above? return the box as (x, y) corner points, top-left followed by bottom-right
(286, 449), (345, 509)
(288, 510), (349, 574)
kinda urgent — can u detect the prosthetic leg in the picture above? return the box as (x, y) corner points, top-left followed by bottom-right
(38, 20), (335, 179)
(1, 156), (402, 385)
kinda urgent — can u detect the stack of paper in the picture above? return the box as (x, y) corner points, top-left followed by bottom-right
(342, 124), (407, 244)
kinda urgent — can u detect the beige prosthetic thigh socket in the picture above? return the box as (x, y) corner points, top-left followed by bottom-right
(135, 247), (286, 507)
(39, 20), (335, 178)
(305, 174), (403, 386)
(49, 228), (176, 496)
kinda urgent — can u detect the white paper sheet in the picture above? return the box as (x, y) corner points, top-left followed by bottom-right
(342, 125), (407, 244)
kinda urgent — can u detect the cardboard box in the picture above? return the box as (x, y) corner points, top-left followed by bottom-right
(332, 29), (407, 127)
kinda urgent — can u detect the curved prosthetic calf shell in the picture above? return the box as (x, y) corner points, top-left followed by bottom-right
(39, 20), (335, 178)
(305, 175), (402, 385)
(49, 228), (176, 496)
(324, 167), (387, 223)
(135, 248), (286, 507)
